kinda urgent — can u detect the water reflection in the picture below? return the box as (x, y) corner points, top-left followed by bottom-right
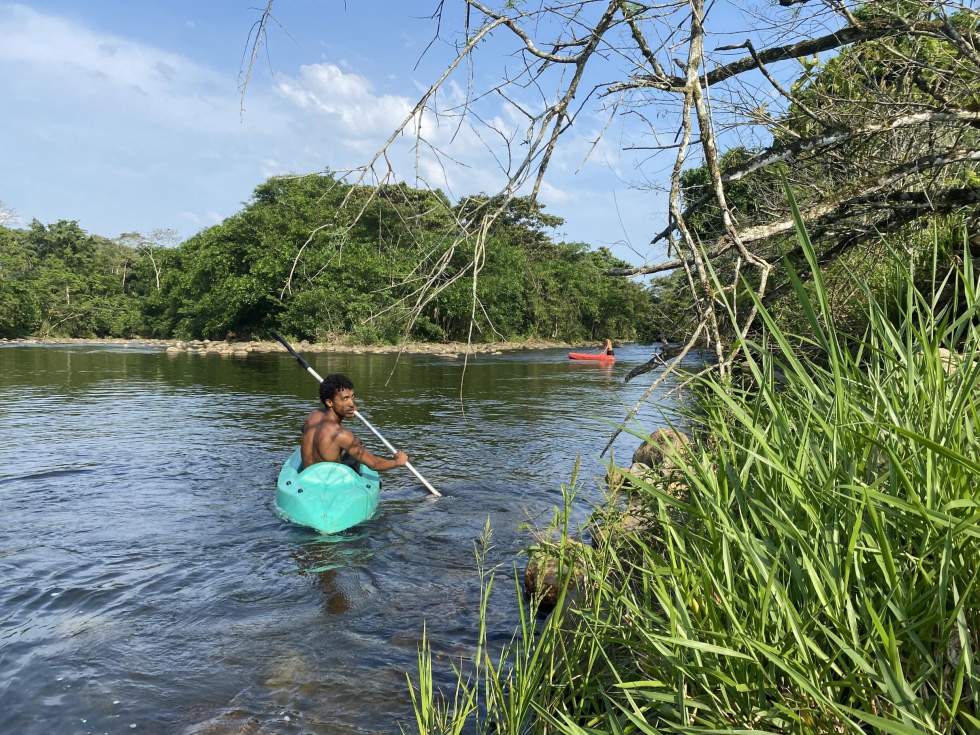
(290, 535), (377, 616)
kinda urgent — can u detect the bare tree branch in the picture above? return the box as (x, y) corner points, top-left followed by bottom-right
(609, 18), (951, 92)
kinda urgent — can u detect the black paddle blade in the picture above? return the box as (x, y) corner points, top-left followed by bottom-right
(270, 331), (292, 351)
(270, 331), (314, 372)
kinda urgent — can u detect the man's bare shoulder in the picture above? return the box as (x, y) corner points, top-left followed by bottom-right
(311, 421), (349, 443)
(303, 409), (328, 431)
(314, 425), (355, 451)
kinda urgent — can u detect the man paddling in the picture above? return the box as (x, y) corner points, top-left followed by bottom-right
(301, 373), (409, 473)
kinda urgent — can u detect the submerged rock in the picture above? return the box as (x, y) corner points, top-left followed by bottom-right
(182, 710), (262, 735)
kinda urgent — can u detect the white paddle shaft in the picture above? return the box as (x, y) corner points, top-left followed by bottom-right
(354, 411), (441, 497)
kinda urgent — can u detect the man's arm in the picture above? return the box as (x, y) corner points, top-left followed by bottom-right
(336, 429), (408, 472)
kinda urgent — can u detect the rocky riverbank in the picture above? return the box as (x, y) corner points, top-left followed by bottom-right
(523, 427), (693, 610)
(0, 336), (580, 357)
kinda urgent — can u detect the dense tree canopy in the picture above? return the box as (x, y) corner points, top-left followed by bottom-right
(279, 0), (973, 369)
(0, 176), (655, 343)
(0, 220), (147, 338)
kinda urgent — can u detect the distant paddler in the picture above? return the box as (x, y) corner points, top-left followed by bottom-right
(567, 338), (616, 362)
(302, 373), (409, 474)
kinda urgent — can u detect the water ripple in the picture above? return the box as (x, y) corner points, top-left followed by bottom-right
(0, 344), (687, 733)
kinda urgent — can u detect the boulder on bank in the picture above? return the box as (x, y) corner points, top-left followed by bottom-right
(938, 347), (959, 375)
(936, 347), (979, 377)
(588, 501), (653, 548)
(523, 539), (588, 611)
(632, 428), (691, 470)
(596, 439), (694, 550)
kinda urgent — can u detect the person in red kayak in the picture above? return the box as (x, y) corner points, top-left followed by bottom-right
(602, 338), (614, 356)
(301, 373), (409, 473)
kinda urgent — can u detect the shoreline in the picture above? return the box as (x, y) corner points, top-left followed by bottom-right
(0, 335), (584, 357)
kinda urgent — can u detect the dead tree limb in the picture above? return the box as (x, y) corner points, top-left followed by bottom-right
(609, 19), (951, 92)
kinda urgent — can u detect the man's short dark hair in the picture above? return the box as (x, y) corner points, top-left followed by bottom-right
(319, 373), (354, 405)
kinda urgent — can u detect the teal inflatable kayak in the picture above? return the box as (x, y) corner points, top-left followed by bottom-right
(275, 448), (381, 533)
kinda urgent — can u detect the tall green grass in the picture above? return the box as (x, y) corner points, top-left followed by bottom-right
(406, 207), (979, 733)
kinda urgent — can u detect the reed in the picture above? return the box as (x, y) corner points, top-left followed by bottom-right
(406, 202), (979, 733)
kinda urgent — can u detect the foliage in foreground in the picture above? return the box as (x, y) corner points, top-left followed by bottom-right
(407, 213), (980, 733)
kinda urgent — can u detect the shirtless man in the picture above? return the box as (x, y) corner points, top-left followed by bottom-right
(301, 373), (408, 473)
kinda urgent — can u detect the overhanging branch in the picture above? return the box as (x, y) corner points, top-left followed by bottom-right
(609, 172), (979, 278)
(645, 110), (980, 250)
(608, 19), (948, 92)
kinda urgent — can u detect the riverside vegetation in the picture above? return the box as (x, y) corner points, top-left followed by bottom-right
(406, 201), (979, 733)
(0, 180), (656, 345)
(3, 0), (975, 729)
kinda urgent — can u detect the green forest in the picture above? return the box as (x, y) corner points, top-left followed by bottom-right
(0, 178), (656, 344)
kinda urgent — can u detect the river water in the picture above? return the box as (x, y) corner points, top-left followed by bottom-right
(0, 343), (690, 734)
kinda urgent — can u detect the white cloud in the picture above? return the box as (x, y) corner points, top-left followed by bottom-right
(538, 180), (574, 206)
(0, 4), (233, 131)
(275, 63), (490, 155)
(277, 63), (412, 137)
(0, 3), (665, 263)
(261, 158), (289, 178)
(271, 61), (519, 202)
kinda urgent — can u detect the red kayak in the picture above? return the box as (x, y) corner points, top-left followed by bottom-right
(568, 352), (615, 362)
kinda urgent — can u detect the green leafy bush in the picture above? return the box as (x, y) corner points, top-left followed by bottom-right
(0, 177), (656, 343)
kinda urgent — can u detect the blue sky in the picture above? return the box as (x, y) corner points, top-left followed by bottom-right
(0, 2), (806, 265)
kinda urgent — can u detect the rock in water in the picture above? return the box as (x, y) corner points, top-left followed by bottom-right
(632, 428), (691, 469)
(523, 540), (587, 611)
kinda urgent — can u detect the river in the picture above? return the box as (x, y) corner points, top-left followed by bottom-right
(0, 343), (691, 733)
